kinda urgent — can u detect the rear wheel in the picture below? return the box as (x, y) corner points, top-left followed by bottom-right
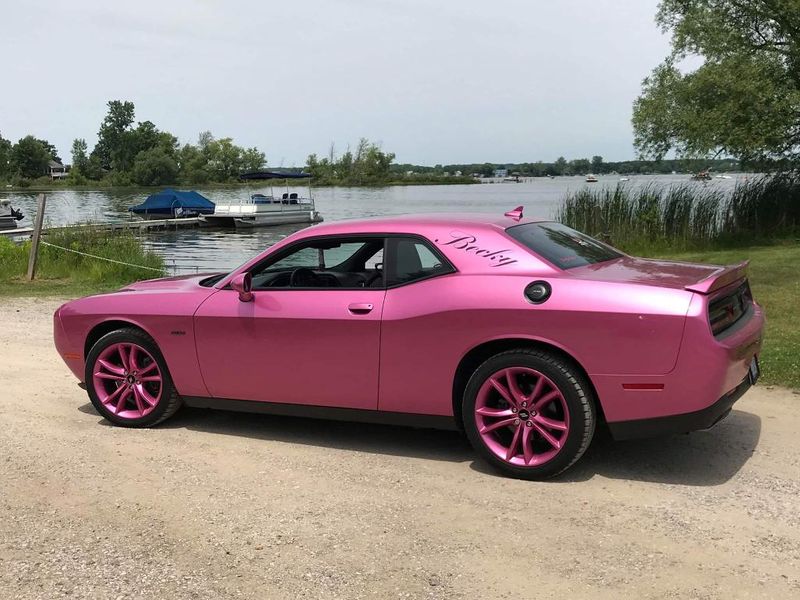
(463, 349), (595, 479)
(85, 328), (181, 427)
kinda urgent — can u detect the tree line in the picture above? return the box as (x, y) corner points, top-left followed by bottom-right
(393, 156), (743, 178)
(0, 100), (266, 187)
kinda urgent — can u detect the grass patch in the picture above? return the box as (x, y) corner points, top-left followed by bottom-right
(644, 242), (800, 390)
(0, 228), (165, 297)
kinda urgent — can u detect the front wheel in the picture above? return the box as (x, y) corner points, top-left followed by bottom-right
(463, 349), (596, 480)
(85, 328), (182, 427)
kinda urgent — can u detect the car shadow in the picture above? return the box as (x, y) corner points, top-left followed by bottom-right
(557, 409), (762, 485)
(77, 403), (761, 486)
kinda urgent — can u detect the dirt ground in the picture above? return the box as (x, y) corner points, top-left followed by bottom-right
(1, 297), (799, 599)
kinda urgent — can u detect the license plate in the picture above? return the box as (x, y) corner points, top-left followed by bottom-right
(748, 356), (760, 384)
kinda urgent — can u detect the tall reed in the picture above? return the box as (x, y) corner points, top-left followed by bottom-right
(557, 174), (800, 251)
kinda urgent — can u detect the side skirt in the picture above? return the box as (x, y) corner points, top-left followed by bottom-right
(182, 396), (460, 431)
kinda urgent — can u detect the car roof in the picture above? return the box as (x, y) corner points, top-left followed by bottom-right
(298, 212), (551, 236)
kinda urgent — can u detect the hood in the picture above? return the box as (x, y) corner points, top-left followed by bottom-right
(123, 272), (222, 292)
(567, 256), (725, 290)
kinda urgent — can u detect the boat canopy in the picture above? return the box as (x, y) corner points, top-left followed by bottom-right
(239, 170), (312, 180)
(129, 189), (215, 215)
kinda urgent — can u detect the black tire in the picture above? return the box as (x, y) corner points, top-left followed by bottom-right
(84, 327), (182, 427)
(462, 348), (595, 480)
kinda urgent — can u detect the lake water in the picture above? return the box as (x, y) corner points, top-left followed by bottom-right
(2, 174), (746, 274)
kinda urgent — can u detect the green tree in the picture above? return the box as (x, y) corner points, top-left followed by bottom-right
(12, 135), (51, 179)
(204, 137), (243, 181)
(71, 138), (89, 174)
(0, 132), (12, 179)
(177, 143), (210, 184)
(633, 0), (800, 166)
(241, 146), (266, 172)
(92, 100), (136, 171)
(554, 156), (568, 175)
(131, 147), (179, 186)
(591, 155), (604, 173)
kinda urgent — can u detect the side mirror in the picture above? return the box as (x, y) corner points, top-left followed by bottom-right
(231, 272), (253, 302)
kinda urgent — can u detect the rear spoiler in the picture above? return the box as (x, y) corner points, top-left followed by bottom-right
(685, 260), (749, 294)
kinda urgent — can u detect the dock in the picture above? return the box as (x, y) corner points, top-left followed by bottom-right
(0, 216), (203, 237)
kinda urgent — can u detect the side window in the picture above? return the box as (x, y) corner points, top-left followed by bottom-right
(250, 237), (385, 289)
(385, 238), (453, 286)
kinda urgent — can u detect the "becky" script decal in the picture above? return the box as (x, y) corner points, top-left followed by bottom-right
(435, 234), (517, 267)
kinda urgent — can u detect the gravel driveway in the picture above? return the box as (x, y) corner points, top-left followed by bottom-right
(2, 297), (799, 599)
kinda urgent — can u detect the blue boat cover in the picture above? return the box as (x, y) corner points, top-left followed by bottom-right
(129, 189), (215, 215)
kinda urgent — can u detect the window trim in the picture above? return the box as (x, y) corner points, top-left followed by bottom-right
(237, 232), (457, 292)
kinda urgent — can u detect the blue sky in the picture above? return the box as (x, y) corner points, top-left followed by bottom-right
(1, 0), (670, 165)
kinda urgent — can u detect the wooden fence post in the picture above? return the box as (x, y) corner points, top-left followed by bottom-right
(26, 193), (47, 281)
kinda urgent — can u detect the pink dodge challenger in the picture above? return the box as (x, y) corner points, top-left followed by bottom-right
(54, 209), (764, 479)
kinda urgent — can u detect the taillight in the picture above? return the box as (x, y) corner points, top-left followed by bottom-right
(708, 281), (752, 336)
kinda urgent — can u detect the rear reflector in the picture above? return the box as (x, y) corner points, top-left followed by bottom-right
(622, 383), (665, 391)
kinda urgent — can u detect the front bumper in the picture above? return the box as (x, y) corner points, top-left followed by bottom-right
(607, 375), (751, 440)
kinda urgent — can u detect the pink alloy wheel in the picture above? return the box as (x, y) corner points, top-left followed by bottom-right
(92, 343), (163, 419)
(475, 367), (570, 467)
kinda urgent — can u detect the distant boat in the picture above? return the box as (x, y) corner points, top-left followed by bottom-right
(585, 174), (599, 183)
(691, 170), (712, 181)
(715, 174), (732, 179)
(619, 177), (630, 182)
(129, 189), (215, 219)
(202, 170), (323, 228)
(0, 200), (24, 230)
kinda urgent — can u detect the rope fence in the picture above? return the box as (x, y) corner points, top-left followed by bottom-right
(40, 241), (167, 273)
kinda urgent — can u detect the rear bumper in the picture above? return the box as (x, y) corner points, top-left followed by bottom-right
(607, 376), (751, 440)
(593, 293), (764, 433)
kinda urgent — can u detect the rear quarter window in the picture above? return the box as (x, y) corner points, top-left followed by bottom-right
(506, 222), (621, 270)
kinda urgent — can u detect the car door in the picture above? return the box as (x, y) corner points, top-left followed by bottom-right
(193, 236), (386, 409)
(378, 237), (458, 416)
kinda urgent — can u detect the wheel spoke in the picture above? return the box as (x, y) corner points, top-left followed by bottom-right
(521, 425), (535, 465)
(98, 359), (125, 376)
(132, 385), (146, 415)
(505, 369), (528, 405)
(95, 371), (124, 381)
(116, 387), (132, 414)
(140, 375), (161, 383)
(531, 421), (561, 449)
(134, 383), (158, 407)
(103, 383), (127, 407)
(505, 425), (522, 461)
(489, 376), (516, 408)
(534, 415), (568, 431)
(533, 390), (560, 412)
(118, 345), (130, 371)
(129, 345), (140, 372)
(528, 375), (546, 404)
(479, 417), (516, 434)
(138, 361), (158, 376)
(475, 406), (514, 418)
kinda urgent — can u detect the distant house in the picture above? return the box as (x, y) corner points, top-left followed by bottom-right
(48, 160), (68, 180)
(493, 168), (508, 178)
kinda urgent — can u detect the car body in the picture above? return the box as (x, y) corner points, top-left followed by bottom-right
(54, 210), (765, 478)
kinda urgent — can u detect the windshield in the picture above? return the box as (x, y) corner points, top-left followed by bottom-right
(506, 222), (622, 270)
